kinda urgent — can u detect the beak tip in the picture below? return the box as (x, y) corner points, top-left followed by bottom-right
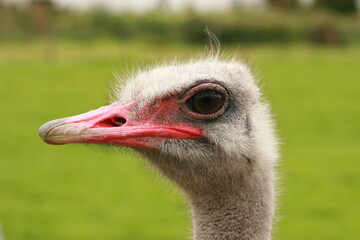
(38, 118), (67, 144)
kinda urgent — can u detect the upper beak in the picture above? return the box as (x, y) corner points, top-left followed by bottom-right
(38, 103), (204, 149)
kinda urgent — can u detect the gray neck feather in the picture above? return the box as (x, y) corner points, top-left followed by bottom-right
(188, 172), (274, 240)
(141, 150), (275, 240)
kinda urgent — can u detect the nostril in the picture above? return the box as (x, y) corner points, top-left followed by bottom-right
(111, 117), (126, 126)
(96, 117), (127, 128)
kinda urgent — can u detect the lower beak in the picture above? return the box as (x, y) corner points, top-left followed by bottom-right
(38, 103), (204, 149)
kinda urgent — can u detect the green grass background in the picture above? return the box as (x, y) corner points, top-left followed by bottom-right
(0, 41), (359, 240)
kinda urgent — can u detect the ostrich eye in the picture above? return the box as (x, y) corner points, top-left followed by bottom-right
(179, 82), (230, 120)
(187, 90), (225, 114)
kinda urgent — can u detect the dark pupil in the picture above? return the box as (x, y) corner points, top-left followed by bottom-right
(188, 90), (224, 114)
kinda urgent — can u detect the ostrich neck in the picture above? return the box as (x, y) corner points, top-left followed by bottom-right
(142, 151), (275, 240)
(187, 167), (274, 240)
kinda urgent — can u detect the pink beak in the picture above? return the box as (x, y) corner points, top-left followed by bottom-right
(38, 103), (204, 149)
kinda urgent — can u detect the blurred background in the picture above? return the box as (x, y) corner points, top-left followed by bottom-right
(0, 0), (359, 239)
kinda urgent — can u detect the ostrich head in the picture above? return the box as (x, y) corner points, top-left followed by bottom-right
(39, 56), (278, 240)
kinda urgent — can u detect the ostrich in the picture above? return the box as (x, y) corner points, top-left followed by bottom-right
(38, 53), (279, 240)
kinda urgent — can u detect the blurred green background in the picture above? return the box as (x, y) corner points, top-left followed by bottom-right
(0, 0), (359, 239)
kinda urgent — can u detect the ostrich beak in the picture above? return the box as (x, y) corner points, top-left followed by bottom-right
(38, 103), (204, 149)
